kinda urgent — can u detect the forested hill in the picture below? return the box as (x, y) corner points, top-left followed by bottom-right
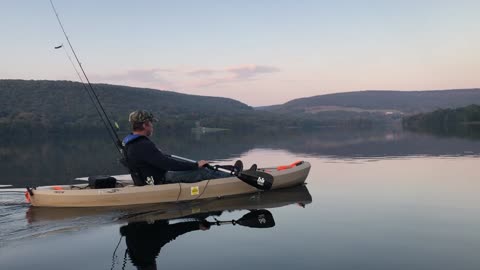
(260, 89), (480, 114)
(5, 80), (479, 135)
(0, 79), (253, 133)
(402, 104), (480, 137)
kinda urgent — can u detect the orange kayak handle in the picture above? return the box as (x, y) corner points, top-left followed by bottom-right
(277, 160), (304, 171)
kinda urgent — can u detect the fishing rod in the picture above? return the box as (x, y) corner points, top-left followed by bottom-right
(48, 1), (275, 192)
(56, 44), (84, 83)
(55, 43), (119, 149)
(56, 42), (99, 109)
(49, 0), (123, 154)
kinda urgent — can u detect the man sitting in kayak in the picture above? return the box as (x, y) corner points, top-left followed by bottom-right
(122, 110), (236, 186)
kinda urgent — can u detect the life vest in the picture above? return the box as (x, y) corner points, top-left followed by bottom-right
(120, 134), (145, 186)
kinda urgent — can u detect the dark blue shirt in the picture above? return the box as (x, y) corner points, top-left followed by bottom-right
(122, 134), (198, 185)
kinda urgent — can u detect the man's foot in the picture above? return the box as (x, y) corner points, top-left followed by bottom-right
(247, 164), (257, 171)
(234, 160), (243, 173)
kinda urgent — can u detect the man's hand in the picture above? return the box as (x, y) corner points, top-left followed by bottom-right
(199, 220), (211, 231)
(197, 160), (209, 168)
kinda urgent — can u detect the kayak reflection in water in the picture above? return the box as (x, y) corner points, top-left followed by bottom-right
(119, 210), (275, 270)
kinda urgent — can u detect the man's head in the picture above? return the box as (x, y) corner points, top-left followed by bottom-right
(129, 110), (157, 136)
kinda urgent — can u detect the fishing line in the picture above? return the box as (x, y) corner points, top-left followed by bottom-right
(175, 182), (181, 202)
(110, 235), (124, 270)
(60, 45), (84, 83)
(121, 249), (128, 270)
(49, 0), (122, 154)
(58, 44), (112, 141)
(194, 179), (211, 200)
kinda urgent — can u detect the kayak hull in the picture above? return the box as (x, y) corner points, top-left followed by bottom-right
(26, 185), (312, 223)
(28, 161), (311, 207)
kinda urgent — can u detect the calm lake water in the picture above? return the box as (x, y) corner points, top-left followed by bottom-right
(1, 128), (480, 269)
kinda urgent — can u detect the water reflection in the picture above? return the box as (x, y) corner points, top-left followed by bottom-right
(2, 143), (480, 270)
(2, 128), (480, 187)
(120, 210), (274, 270)
(23, 185), (310, 270)
(113, 186), (312, 269)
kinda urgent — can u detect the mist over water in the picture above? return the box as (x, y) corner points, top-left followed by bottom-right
(1, 128), (480, 269)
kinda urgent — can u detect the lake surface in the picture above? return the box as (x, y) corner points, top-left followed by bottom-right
(1, 128), (480, 269)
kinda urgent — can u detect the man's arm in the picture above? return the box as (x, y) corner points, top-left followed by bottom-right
(139, 140), (199, 171)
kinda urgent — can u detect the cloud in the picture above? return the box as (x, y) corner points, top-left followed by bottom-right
(187, 69), (216, 76)
(90, 64), (280, 91)
(92, 68), (176, 89)
(227, 65), (280, 79)
(189, 65), (280, 87)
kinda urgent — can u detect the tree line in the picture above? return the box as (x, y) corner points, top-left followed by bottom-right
(1, 79), (387, 136)
(402, 104), (480, 139)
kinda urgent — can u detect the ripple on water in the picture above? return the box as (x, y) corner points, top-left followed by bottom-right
(0, 192), (120, 246)
(0, 193), (30, 244)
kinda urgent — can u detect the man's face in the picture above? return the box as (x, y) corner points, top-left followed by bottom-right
(143, 121), (153, 136)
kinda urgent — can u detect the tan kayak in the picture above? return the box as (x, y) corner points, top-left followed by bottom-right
(26, 184), (312, 223)
(27, 161), (311, 207)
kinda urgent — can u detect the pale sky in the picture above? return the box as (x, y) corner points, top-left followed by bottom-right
(1, 0), (479, 106)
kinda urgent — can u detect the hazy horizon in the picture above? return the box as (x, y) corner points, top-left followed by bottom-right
(2, 1), (479, 106)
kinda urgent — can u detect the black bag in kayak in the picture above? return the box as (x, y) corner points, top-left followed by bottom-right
(88, 175), (117, 189)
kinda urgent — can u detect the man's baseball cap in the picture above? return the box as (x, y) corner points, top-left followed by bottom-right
(128, 110), (158, 123)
